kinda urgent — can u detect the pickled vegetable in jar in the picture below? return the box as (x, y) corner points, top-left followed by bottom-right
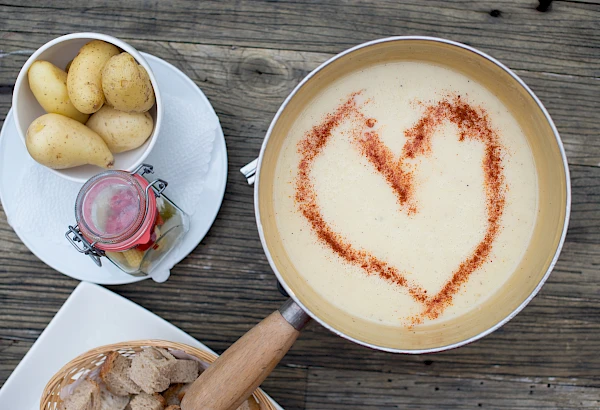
(66, 164), (189, 276)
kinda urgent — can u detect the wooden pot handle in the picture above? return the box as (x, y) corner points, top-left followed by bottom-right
(181, 299), (310, 410)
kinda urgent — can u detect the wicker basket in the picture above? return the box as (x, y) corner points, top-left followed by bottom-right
(40, 339), (277, 410)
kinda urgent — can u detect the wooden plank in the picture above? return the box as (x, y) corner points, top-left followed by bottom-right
(0, 1), (598, 78)
(567, 164), (600, 243)
(0, 339), (30, 382)
(305, 367), (600, 409)
(261, 366), (308, 410)
(564, 0), (600, 4)
(1, 38), (599, 167)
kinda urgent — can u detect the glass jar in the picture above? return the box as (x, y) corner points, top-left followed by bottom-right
(66, 164), (189, 276)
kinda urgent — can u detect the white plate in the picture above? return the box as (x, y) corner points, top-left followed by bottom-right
(0, 53), (227, 285)
(0, 282), (283, 409)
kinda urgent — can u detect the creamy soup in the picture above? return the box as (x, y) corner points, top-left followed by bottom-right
(273, 61), (538, 327)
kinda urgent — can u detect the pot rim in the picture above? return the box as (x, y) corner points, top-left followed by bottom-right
(254, 36), (571, 354)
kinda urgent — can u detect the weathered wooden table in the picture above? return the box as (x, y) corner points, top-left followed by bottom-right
(1, 1), (599, 408)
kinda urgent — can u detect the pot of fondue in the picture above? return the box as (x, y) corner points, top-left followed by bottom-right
(182, 37), (570, 410)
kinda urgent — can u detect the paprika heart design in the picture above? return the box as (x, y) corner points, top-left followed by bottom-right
(295, 92), (506, 324)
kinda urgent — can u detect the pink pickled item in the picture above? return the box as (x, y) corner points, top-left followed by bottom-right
(76, 172), (157, 252)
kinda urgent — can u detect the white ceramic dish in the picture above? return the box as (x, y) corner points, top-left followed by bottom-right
(0, 282), (283, 410)
(0, 53), (227, 285)
(12, 32), (163, 183)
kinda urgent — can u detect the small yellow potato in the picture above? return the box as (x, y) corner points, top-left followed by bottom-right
(67, 40), (120, 114)
(26, 113), (114, 169)
(27, 61), (89, 123)
(101, 53), (155, 112)
(86, 105), (154, 153)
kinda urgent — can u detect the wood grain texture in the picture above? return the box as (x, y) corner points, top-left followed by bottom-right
(305, 368), (600, 409)
(0, 0), (598, 77)
(1, 1), (600, 409)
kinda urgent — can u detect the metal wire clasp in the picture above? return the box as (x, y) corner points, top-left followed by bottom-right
(132, 163), (155, 177)
(132, 163), (168, 198)
(65, 225), (104, 266)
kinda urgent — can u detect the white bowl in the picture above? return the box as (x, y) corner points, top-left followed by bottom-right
(12, 32), (163, 183)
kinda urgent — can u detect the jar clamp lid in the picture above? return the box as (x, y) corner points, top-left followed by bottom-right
(65, 164), (168, 267)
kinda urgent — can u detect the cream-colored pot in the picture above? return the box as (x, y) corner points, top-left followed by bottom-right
(182, 37), (570, 410)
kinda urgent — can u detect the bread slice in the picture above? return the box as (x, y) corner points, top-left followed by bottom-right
(99, 382), (130, 410)
(176, 383), (193, 402)
(129, 347), (177, 394)
(164, 406), (181, 410)
(161, 383), (183, 406)
(170, 360), (199, 383)
(58, 378), (101, 410)
(128, 392), (166, 410)
(100, 352), (142, 396)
